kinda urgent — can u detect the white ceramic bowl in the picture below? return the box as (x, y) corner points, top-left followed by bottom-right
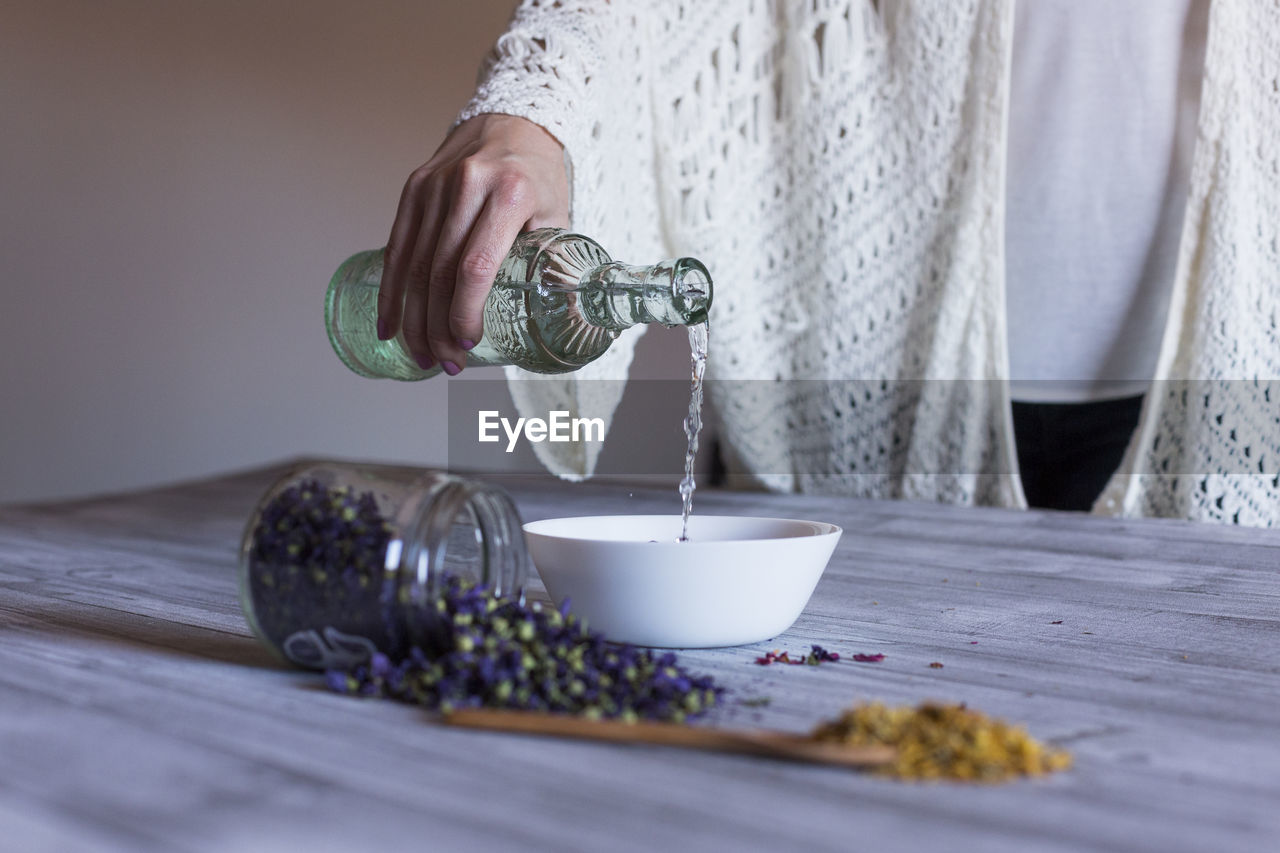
(522, 515), (842, 648)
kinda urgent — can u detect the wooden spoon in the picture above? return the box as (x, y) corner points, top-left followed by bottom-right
(442, 708), (894, 770)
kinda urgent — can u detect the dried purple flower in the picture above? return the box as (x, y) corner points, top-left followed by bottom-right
(248, 480), (722, 723)
(325, 574), (722, 723)
(246, 479), (394, 658)
(755, 645), (842, 666)
(806, 645), (839, 664)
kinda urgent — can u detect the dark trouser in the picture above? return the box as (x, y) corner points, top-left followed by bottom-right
(1011, 395), (1145, 512)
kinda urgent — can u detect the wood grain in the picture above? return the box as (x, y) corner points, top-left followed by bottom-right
(1, 459), (1279, 853)
(442, 708), (895, 768)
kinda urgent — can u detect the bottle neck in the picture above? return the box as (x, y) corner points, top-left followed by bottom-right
(577, 258), (713, 331)
(389, 477), (527, 653)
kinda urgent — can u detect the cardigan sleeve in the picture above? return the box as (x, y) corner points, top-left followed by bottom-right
(457, 1), (670, 480)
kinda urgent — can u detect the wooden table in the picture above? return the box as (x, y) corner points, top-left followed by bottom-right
(2, 461), (1278, 852)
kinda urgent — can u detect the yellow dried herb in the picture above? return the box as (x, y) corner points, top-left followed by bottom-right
(810, 702), (1072, 782)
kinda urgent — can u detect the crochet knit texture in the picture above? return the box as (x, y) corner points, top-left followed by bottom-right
(458, 0), (1280, 527)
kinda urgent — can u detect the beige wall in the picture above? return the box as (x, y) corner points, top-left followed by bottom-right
(0, 0), (527, 503)
(0, 0), (697, 504)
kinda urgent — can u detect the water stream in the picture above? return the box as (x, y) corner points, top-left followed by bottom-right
(678, 320), (709, 542)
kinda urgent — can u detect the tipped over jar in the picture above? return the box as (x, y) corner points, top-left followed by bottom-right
(325, 228), (713, 380)
(238, 462), (527, 669)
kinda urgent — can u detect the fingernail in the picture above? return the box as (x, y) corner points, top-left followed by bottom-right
(377, 318), (389, 340)
(441, 361), (461, 376)
(414, 353), (435, 370)
(458, 339), (476, 351)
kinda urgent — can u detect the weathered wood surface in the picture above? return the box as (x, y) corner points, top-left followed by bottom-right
(1, 460), (1278, 853)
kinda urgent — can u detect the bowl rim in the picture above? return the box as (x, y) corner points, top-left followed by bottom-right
(521, 514), (842, 544)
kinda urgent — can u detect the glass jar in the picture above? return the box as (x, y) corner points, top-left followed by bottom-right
(238, 462), (527, 669)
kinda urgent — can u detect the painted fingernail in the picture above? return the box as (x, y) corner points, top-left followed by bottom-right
(377, 318), (389, 340)
(441, 361), (461, 376)
(458, 339), (476, 351)
(414, 353), (435, 370)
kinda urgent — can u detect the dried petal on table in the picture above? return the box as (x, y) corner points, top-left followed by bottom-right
(756, 645), (840, 666)
(811, 702), (1073, 782)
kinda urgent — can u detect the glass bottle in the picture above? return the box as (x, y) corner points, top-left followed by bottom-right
(326, 227), (713, 380)
(238, 462), (527, 669)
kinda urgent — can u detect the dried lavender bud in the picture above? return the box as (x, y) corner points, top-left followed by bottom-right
(245, 479), (395, 666)
(246, 479), (722, 721)
(326, 574), (724, 723)
(806, 645), (839, 664)
(755, 645), (841, 666)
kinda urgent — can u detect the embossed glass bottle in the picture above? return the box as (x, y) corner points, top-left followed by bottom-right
(326, 227), (713, 379)
(238, 462), (527, 670)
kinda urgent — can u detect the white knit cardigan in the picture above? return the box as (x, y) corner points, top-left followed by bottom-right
(458, 0), (1280, 527)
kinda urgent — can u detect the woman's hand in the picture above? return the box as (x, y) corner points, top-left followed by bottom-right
(377, 114), (569, 374)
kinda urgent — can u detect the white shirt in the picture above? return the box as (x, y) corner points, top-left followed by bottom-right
(1005, 0), (1210, 402)
(468, 0), (1280, 525)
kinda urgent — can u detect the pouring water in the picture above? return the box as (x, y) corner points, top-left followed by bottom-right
(678, 320), (708, 542)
